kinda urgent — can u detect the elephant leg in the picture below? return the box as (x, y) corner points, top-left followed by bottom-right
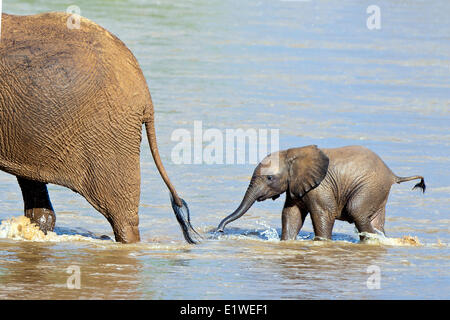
(281, 197), (307, 240)
(104, 208), (140, 244)
(309, 206), (335, 240)
(16, 177), (56, 234)
(370, 206), (386, 236)
(350, 190), (388, 241)
(82, 186), (141, 244)
(354, 215), (377, 242)
(78, 159), (142, 243)
(370, 197), (388, 236)
(84, 196), (140, 243)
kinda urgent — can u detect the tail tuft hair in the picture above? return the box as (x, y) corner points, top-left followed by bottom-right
(412, 178), (426, 193)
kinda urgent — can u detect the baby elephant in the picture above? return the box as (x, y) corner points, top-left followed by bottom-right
(217, 145), (425, 241)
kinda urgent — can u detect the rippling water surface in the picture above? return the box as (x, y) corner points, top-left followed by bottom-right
(0, 0), (449, 299)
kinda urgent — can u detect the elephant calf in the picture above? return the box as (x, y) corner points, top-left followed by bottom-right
(217, 145), (425, 241)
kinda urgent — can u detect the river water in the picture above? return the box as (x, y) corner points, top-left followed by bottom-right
(0, 0), (449, 299)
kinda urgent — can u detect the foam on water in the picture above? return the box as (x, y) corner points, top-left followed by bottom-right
(256, 220), (280, 241)
(0, 216), (198, 251)
(1, 217), (445, 250)
(209, 222), (447, 248)
(359, 232), (423, 247)
(0, 216), (113, 243)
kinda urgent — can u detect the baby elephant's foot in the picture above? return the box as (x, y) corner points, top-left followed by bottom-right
(358, 232), (381, 242)
(313, 236), (331, 241)
(25, 208), (56, 234)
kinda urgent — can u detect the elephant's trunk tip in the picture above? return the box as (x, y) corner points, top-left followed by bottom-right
(216, 223), (225, 233)
(217, 216), (233, 233)
(217, 188), (258, 233)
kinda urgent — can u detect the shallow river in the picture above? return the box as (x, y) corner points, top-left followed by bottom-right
(0, 0), (449, 299)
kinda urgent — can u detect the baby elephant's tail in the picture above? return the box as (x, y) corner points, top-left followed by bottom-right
(395, 175), (426, 193)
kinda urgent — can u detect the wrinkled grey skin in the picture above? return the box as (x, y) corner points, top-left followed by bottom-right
(0, 13), (200, 243)
(217, 145), (425, 241)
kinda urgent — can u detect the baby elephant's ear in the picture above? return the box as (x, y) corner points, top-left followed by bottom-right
(287, 145), (329, 198)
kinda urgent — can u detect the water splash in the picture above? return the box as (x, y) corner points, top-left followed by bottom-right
(359, 231), (422, 246)
(255, 221), (280, 241)
(199, 225), (444, 248)
(0, 216), (112, 243)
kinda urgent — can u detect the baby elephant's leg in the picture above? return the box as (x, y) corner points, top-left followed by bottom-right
(16, 177), (56, 234)
(311, 214), (335, 240)
(370, 206), (386, 236)
(354, 217), (377, 241)
(349, 188), (389, 241)
(309, 204), (336, 240)
(281, 198), (307, 240)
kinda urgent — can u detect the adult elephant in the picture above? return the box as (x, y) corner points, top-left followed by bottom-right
(0, 12), (200, 243)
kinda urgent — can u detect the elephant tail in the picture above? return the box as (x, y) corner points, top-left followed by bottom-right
(395, 175), (426, 193)
(144, 119), (183, 207)
(144, 118), (202, 244)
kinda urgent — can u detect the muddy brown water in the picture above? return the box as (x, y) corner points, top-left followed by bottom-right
(0, 0), (449, 299)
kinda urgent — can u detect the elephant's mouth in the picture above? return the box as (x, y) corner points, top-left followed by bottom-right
(257, 195), (267, 202)
(257, 194), (280, 202)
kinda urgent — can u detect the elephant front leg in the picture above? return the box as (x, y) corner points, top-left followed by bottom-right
(17, 177), (56, 234)
(281, 197), (307, 240)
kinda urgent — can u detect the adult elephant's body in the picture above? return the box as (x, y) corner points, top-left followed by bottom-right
(0, 12), (198, 243)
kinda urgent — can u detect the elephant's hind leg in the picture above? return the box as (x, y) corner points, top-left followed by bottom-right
(78, 167), (141, 244)
(16, 177), (56, 234)
(370, 206), (386, 236)
(84, 190), (141, 244)
(74, 129), (143, 243)
(350, 205), (379, 241)
(105, 202), (141, 244)
(354, 217), (377, 242)
(349, 188), (389, 241)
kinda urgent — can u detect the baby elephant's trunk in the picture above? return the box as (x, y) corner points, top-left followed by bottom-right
(396, 175), (426, 193)
(217, 178), (262, 232)
(217, 197), (256, 233)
